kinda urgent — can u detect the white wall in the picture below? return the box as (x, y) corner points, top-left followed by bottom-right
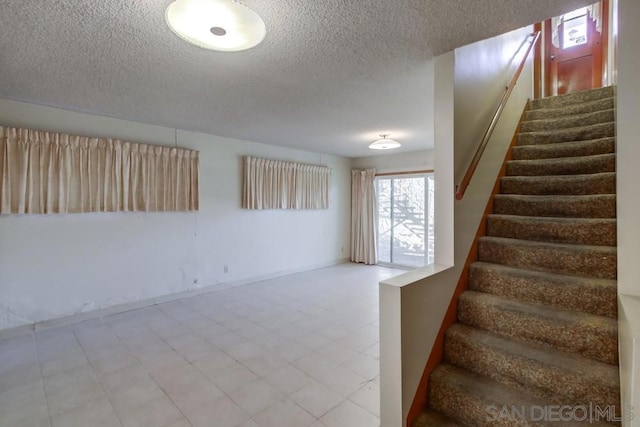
(0, 99), (351, 331)
(380, 26), (534, 426)
(454, 27), (534, 183)
(380, 51), (455, 427)
(452, 24), (534, 271)
(615, 0), (640, 423)
(351, 149), (434, 174)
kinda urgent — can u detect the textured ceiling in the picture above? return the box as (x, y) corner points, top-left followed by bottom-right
(0, 0), (595, 157)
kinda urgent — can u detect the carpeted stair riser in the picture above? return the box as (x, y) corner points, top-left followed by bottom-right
(486, 215), (616, 246)
(443, 324), (620, 409)
(511, 137), (615, 161)
(520, 109), (615, 133)
(478, 236), (616, 279)
(468, 262), (617, 318)
(501, 172), (615, 195)
(493, 194), (616, 218)
(457, 291), (618, 365)
(412, 410), (460, 427)
(506, 153), (615, 177)
(518, 122), (615, 146)
(524, 97), (614, 121)
(429, 364), (537, 427)
(428, 364), (617, 427)
(529, 86), (614, 110)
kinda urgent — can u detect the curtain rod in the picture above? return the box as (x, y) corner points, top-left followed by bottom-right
(375, 169), (434, 177)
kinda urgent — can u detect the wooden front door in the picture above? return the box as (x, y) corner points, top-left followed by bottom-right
(544, 1), (607, 96)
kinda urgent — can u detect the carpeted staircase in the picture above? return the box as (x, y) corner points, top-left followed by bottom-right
(414, 86), (619, 426)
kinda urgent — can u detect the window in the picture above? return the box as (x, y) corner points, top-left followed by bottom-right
(376, 174), (434, 268)
(562, 7), (589, 49)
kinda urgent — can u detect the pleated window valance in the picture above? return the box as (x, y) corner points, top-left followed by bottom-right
(0, 126), (199, 214)
(242, 156), (330, 210)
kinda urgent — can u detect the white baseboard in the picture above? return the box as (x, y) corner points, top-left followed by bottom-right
(0, 258), (351, 339)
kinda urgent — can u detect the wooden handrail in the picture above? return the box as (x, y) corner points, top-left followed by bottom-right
(455, 31), (541, 200)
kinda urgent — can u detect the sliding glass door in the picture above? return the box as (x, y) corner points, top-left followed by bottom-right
(376, 174), (434, 268)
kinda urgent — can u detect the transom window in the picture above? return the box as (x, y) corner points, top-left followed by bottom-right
(562, 7), (589, 49)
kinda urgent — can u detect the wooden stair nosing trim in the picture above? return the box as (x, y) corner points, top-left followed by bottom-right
(406, 102), (530, 427)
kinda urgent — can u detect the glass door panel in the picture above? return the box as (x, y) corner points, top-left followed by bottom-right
(376, 174), (433, 268)
(391, 177), (425, 268)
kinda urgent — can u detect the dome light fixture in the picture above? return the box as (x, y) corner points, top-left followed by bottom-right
(368, 134), (401, 150)
(165, 0), (266, 52)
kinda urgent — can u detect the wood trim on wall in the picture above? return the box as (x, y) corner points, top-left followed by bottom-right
(601, 0), (611, 86)
(405, 102), (530, 427)
(534, 22), (543, 99)
(543, 18), (554, 97)
(375, 169), (434, 177)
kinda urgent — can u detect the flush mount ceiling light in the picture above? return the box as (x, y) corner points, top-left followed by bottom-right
(368, 134), (401, 150)
(165, 0), (266, 52)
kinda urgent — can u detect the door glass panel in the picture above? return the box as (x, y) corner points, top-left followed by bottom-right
(563, 9), (588, 48)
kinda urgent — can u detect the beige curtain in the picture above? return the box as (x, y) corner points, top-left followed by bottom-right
(551, 16), (562, 48)
(351, 169), (377, 265)
(242, 156), (330, 209)
(588, 2), (603, 34)
(0, 126), (199, 214)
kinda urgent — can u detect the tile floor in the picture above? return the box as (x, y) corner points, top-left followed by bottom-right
(0, 263), (404, 427)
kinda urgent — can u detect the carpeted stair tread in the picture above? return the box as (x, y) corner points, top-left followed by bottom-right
(478, 236), (616, 279)
(525, 97), (615, 121)
(412, 409), (460, 427)
(501, 172), (615, 195)
(511, 137), (615, 161)
(429, 364), (617, 426)
(518, 122), (615, 146)
(506, 153), (615, 176)
(493, 194), (616, 218)
(457, 291), (618, 365)
(444, 324), (620, 409)
(529, 86), (614, 110)
(430, 364), (545, 426)
(486, 215), (616, 246)
(521, 109), (615, 133)
(422, 86), (619, 426)
(468, 262), (617, 318)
